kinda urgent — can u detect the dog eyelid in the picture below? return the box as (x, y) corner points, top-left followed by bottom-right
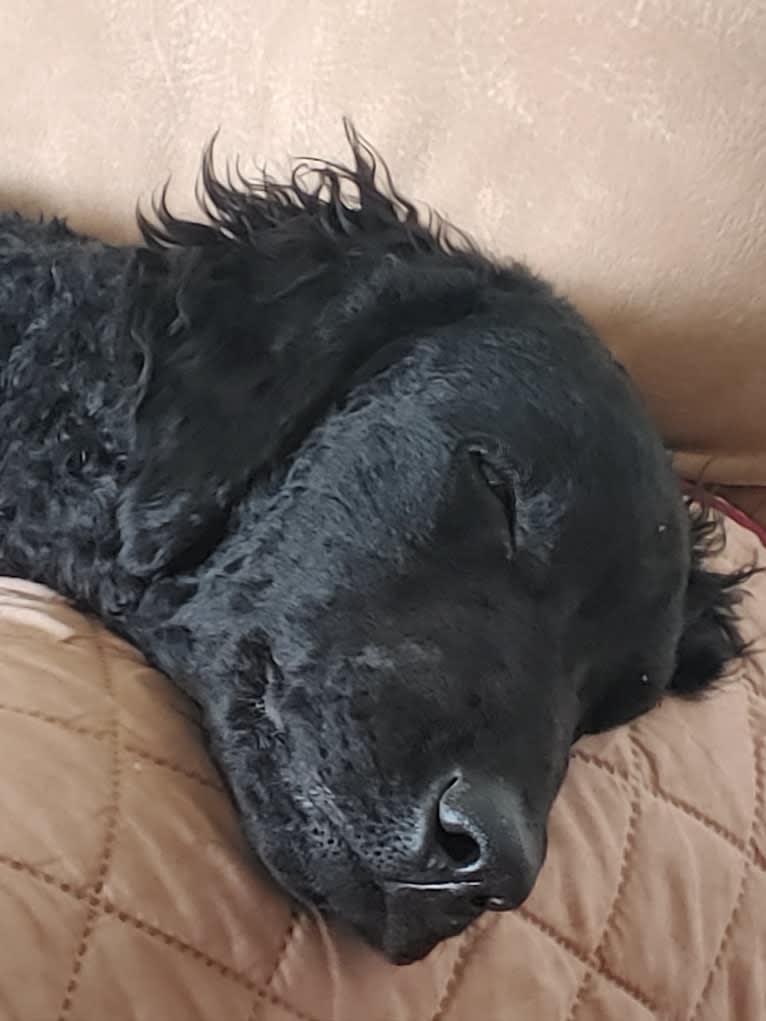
(470, 451), (517, 553)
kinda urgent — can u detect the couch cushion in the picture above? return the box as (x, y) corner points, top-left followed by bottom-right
(1, 1), (765, 501)
(1, 514), (764, 1020)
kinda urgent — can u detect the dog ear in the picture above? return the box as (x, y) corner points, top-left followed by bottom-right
(668, 503), (753, 695)
(120, 238), (374, 577)
(118, 245), (273, 577)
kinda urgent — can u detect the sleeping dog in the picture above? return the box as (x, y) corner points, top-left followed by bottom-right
(0, 123), (748, 963)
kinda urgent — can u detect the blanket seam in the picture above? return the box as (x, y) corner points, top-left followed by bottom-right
(56, 625), (122, 1021)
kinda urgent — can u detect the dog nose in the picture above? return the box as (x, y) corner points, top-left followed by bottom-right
(425, 774), (545, 907)
(379, 775), (548, 960)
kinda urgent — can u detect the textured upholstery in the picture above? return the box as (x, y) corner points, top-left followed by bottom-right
(1, 516), (764, 1020)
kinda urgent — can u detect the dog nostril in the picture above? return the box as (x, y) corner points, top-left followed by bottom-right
(435, 819), (482, 868)
(435, 783), (483, 870)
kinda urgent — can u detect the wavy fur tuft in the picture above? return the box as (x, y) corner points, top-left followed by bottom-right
(138, 119), (478, 262)
(671, 498), (758, 694)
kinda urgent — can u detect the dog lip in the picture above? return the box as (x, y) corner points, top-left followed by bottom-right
(384, 879), (484, 893)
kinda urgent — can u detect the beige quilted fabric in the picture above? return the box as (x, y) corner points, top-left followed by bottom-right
(0, 514), (764, 1021)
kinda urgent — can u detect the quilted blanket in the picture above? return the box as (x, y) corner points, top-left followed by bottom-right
(1, 515), (764, 1020)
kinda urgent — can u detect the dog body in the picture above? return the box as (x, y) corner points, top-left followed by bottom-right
(0, 130), (747, 963)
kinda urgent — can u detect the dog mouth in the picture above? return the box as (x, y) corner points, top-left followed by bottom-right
(362, 878), (500, 964)
(260, 849), (490, 964)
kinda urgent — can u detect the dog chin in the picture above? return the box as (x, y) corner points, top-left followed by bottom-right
(349, 884), (485, 965)
(374, 916), (476, 966)
(384, 936), (445, 966)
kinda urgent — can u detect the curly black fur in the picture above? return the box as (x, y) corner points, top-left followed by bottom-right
(0, 122), (752, 963)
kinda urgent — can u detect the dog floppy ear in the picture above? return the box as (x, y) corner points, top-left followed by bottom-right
(118, 245), (277, 577)
(120, 237), (379, 577)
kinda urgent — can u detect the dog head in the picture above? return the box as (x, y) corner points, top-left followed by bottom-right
(121, 125), (750, 963)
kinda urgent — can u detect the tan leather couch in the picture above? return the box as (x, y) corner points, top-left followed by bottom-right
(1, 2), (765, 1018)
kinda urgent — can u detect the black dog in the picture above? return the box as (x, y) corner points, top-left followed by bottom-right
(0, 124), (748, 963)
